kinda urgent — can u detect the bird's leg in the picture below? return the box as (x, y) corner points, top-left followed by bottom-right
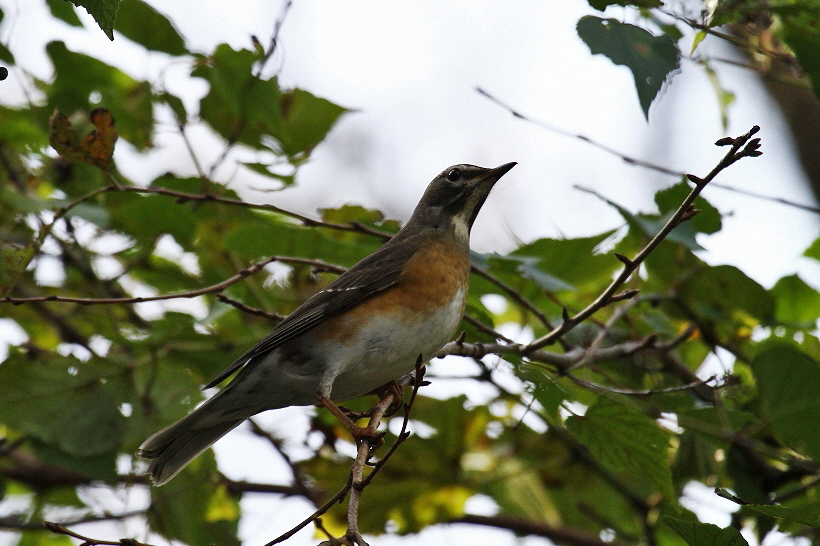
(338, 380), (407, 420)
(368, 380), (406, 417)
(316, 394), (382, 442)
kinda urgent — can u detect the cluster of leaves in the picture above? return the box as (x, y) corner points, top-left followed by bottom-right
(0, 1), (819, 546)
(577, 0), (820, 118)
(51, 0), (820, 119)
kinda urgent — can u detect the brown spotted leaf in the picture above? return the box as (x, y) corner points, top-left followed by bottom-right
(83, 108), (118, 169)
(49, 109), (87, 164)
(49, 108), (118, 170)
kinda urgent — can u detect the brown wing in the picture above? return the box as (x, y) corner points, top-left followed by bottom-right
(203, 237), (416, 389)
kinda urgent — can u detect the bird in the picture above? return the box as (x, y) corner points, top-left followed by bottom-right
(139, 162), (516, 485)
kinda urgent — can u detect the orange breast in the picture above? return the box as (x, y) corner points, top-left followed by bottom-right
(318, 234), (470, 342)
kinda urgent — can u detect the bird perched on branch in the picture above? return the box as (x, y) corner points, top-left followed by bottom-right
(139, 162), (516, 485)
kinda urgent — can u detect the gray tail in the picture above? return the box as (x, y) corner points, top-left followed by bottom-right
(139, 409), (244, 486)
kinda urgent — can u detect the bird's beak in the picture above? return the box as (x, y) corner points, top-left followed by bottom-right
(475, 162), (516, 188)
(488, 162), (517, 179)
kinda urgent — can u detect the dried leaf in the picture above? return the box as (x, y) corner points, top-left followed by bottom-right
(83, 107), (118, 169)
(49, 108), (118, 170)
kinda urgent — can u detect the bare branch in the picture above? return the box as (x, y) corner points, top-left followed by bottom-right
(451, 514), (632, 546)
(438, 337), (652, 372)
(45, 521), (151, 546)
(207, 0), (294, 179)
(116, 185), (391, 239)
(479, 87), (815, 215)
(711, 181), (820, 214)
(525, 126), (762, 352)
(565, 373), (718, 396)
(268, 369), (422, 546)
(476, 87), (683, 177)
(0, 255), (344, 306)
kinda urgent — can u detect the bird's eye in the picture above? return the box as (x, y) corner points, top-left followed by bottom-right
(447, 168), (462, 182)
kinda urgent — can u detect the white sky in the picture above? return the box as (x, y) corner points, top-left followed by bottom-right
(1, 0), (819, 544)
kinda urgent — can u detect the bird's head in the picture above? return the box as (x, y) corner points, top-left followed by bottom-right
(409, 162), (516, 240)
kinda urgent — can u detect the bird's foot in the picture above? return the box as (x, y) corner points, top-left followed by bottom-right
(349, 424), (386, 444)
(317, 394), (385, 444)
(369, 380), (406, 416)
(337, 405), (375, 421)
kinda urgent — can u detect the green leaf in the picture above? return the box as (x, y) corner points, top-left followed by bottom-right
(677, 265), (775, 340)
(241, 162), (295, 187)
(770, 274), (820, 328)
(223, 217), (377, 268)
(46, 41), (154, 149)
(111, 194), (197, 247)
(0, 10), (13, 64)
(277, 88), (347, 158)
(715, 488), (820, 527)
(193, 45), (281, 150)
(63, 0), (120, 40)
(579, 184), (707, 250)
(752, 345), (820, 460)
(779, 14), (820, 99)
(566, 396), (674, 499)
(703, 63), (735, 131)
(148, 452), (240, 545)
(804, 235), (820, 261)
(63, 202), (111, 228)
(0, 243), (34, 293)
(46, 0), (83, 27)
(690, 30), (708, 55)
(662, 517), (749, 546)
(587, 0), (661, 10)
(194, 45), (345, 158)
(0, 354), (126, 481)
(577, 16), (681, 118)
(492, 254), (576, 292)
(510, 232), (618, 289)
(18, 531), (74, 546)
(114, 0), (185, 55)
(157, 91), (187, 123)
(654, 180), (722, 235)
(0, 354), (127, 456)
(32, 440), (118, 483)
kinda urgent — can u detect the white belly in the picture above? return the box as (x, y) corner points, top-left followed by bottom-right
(327, 288), (465, 401)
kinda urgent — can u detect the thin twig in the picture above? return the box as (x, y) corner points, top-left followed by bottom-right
(267, 370), (421, 546)
(567, 297), (641, 373)
(477, 87), (683, 177)
(711, 182), (820, 214)
(1, 254), (280, 305)
(525, 126), (762, 352)
(216, 294), (285, 321)
(208, 0), (294, 179)
(451, 514), (632, 546)
(565, 373), (717, 396)
(248, 418), (325, 505)
(265, 482), (352, 545)
(116, 185), (391, 238)
(0, 255), (344, 305)
(478, 88), (815, 214)
(44, 521), (151, 546)
(470, 263), (571, 351)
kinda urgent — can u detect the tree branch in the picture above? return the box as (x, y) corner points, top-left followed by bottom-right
(525, 126), (762, 352)
(479, 87), (814, 214)
(0, 255), (343, 305)
(451, 514), (631, 546)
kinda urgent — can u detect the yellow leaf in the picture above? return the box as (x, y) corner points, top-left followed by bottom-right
(205, 484), (239, 522)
